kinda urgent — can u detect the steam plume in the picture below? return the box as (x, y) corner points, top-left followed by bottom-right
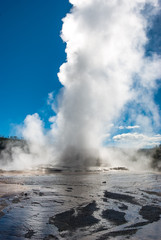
(1, 0), (161, 170)
(53, 0), (161, 165)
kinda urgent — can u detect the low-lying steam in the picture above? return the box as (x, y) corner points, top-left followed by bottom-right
(1, 0), (161, 171)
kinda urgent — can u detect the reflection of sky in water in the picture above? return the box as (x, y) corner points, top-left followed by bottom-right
(130, 220), (161, 240)
(0, 171), (161, 239)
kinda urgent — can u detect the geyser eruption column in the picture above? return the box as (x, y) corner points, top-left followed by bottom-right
(51, 0), (161, 165)
(7, 0), (160, 170)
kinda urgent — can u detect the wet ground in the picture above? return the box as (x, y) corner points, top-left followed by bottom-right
(0, 169), (161, 239)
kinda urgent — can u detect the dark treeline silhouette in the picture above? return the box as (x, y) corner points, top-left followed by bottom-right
(0, 136), (28, 166)
(151, 144), (161, 171)
(0, 136), (23, 150)
(137, 145), (161, 171)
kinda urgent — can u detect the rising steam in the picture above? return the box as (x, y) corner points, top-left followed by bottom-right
(1, 0), (161, 170)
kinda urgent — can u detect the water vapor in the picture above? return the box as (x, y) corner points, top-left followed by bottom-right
(1, 0), (161, 170)
(53, 0), (161, 167)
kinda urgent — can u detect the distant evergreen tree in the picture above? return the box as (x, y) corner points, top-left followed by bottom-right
(151, 145), (161, 170)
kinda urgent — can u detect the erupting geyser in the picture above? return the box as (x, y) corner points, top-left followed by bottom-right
(51, 0), (161, 167)
(1, 0), (161, 170)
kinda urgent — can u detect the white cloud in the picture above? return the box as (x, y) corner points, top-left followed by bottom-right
(47, 92), (54, 105)
(118, 125), (140, 130)
(113, 132), (161, 147)
(47, 91), (58, 113)
(48, 116), (56, 123)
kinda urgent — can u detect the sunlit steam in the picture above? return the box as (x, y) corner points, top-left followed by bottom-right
(1, 0), (161, 170)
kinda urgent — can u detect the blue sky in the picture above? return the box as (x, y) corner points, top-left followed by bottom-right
(0, 0), (71, 137)
(0, 0), (161, 146)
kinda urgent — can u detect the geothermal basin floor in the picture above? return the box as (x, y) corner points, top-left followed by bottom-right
(0, 169), (161, 240)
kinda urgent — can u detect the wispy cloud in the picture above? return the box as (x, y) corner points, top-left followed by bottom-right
(113, 132), (161, 147)
(118, 125), (140, 130)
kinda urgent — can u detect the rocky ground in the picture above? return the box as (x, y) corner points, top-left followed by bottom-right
(0, 169), (161, 239)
